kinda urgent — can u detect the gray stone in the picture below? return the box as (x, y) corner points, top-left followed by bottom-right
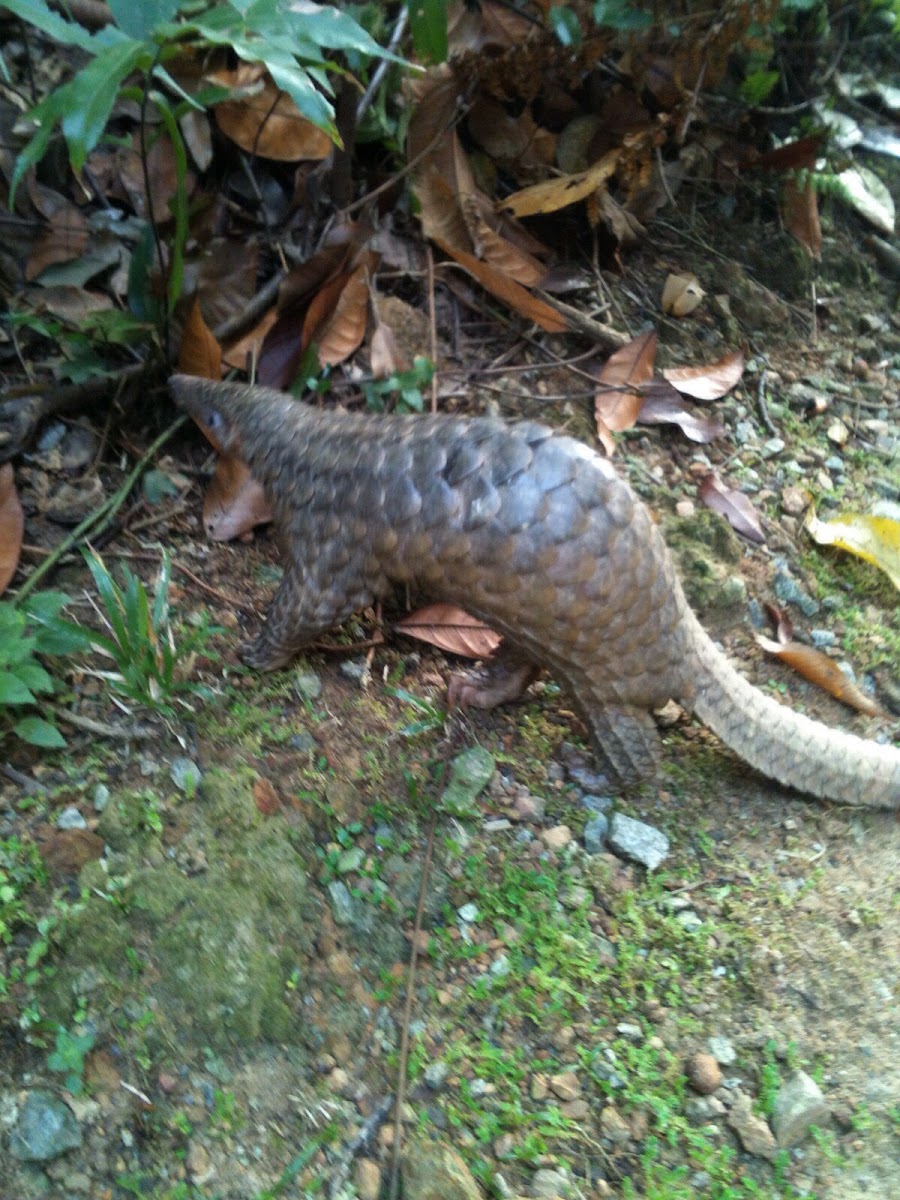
(772, 1071), (830, 1147)
(685, 1094), (726, 1125)
(583, 814), (609, 853)
(530, 1167), (572, 1198)
(809, 629), (837, 648)
(773, 563), (819, 616)
(402, 1139), (484, 1200)
(170, 757), (202, 795)
(9, 1090), (81, 1161)
(707, 1036), (737, 1066)
(608, 813), (669, 870)
(727, 1093), (777, 1160)
(56, 807), (86, 830)
(327, 881), (355, 926)
(424, 1061), (449, 1089)
(290, 730), (317, 752)
(457, 903), (479, 923)
(581, 793), (614, 814)
(440, 747), (495, 817)
(762, 437), (785, 458)
(294, 670), (322, 701)
(92, 784), (110, 812)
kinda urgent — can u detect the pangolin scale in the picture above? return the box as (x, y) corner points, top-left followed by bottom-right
(172, 375), (900, 808)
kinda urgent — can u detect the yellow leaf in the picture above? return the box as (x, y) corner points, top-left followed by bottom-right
(806, 509), (900, 591)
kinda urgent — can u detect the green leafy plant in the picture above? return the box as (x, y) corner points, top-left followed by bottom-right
(6, 0), (399, 316)
(0, 591), (91, 748)
(0, 837), (48, 997)
(83, 548), (218, 714)
(47, 1025), (96, 1095)
(362, 357), (435, 414)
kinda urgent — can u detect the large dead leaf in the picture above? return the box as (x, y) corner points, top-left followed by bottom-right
(474, 221), (549, 287)
(370, 321), (409, 378)
(501, 149), (620, 217)
(396, 604), (501, 659)
(698, 473), (764, 543)
(178, 297), (222, 380)
(594, 330), (657, 437)
(637, 380), (725, 443)
(782, 175), (822, 260)
(756, 636), (881, 716)
(25, 182), (89, 281)
(436, 239), (568, 333)
(806, 509), (900, 591)
(308, 261), (373, 367)
(0, 464), (24, 595)
(211, 64), (333, 161)
(222, 309), (278, 372)
(662, 348), (745, 400)
(202, 455), (273, 542)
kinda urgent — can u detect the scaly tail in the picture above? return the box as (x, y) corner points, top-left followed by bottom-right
(685, 611), (900, 807)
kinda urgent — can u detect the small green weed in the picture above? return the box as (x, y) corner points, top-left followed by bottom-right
(47, 1025), (96, 1095)
(362, 357), (435, 413)
(84, 549), (218, 715)
(0, 836), (48, 993)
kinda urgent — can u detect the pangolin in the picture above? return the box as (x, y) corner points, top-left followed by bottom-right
(171, 375), (900, 808)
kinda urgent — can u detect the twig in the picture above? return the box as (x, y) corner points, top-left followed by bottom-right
(756, 370), (778, 436)
(0, 764), (48, 793)
(13, 414), (189, 603)
(52, 706), (155, 740)
(356, 7), (408, 125)
(388, 810), (438, 1200)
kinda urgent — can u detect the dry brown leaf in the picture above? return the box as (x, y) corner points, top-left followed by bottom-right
(501, 150), (620, 217)
(637, 381), (725, 443)
(436, 238), (568, 333)
(662, 348), (745, 400)
(222, 308), (278, 372)
(196, 238), (259, 333)
(475, 221), (548, 287)
(25, 182), (89, 281)
(316, 262), (372, 367)
(370, 322), (409, 378)
(202, 455), (273, 541)
(755, 135), (822, 173)
(756, 637), (881, 716)
(396, 604), (501, 659)
(594, 329), (657, 438)
(662, 272), (704, 316)
(782, 175), (822, 260)
(0, 463), (24, 595)
(698, 473), (764, 543)
(211, 64), (332, 161)
(178, 297), (222, 380)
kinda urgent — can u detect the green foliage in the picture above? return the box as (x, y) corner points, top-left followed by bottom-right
(7, 0), (399, 318)
(47, 1025), (96, 1095)
(83, 548), (218, 715)
(407, 0), (448, 63)
(0, 837), (48, 968)
(0, 591), (91, 748)
(362, 356), (435, 414)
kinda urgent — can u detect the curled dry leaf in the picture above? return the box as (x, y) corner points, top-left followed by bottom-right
(304, 258), (375, 368)
(806, 509), (900, 591)
(370, 322), (409, 378)
(436, 238), (568, 333)
(25, 182), (89, 281)
(783, 175), (822, 260)
(501, 149), (621, 217)
(0, 463), (24, 595)
(211, 64), (332, 161)
(756, 637), (882, 717)
(178, 297), (222, 380)
(662, 272), (704, 316)
(662, 348), (745, 400)
(637, 380), (725, 443)
(202, 457), (273, 542)
(396, 604), (501, 659)
(594, 329), (657, 441)
(698, 473), (765, 543)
